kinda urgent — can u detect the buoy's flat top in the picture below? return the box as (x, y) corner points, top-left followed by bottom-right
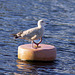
(19, 44), (56, 51)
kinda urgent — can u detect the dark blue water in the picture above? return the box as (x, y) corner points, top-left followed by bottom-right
(0, 0), (75, 75)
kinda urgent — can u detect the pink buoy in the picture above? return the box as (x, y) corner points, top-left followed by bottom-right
(18, 44), (56, 61)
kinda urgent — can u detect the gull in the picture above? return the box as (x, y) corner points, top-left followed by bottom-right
(12, 19), (47, 48)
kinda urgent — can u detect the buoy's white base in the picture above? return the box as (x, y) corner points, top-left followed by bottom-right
(18, 44), (56, 61)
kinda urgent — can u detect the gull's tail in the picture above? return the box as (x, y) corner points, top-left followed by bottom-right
(11, 31), (23, 39)
(11, 34), (19, 39)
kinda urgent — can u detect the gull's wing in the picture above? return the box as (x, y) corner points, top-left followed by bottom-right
(21, 27), (42, 40)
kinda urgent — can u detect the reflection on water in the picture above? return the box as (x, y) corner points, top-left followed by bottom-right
(16, 60), (38, 75)
(16, 60), (74, 75)
(16, 60), (56, 75)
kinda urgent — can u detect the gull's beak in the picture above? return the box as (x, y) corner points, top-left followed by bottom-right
(46, 23), (49, 24)
(45, 20), (49, 25)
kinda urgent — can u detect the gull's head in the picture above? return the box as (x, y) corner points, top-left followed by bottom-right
(37, 19), (47, 28)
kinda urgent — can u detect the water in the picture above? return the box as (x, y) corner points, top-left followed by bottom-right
(0, 0), (75, 75)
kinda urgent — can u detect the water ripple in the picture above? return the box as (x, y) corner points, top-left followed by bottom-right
(0, 0), (75, 75)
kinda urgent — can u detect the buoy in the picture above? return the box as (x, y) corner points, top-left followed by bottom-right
(18, 44), (56, 61)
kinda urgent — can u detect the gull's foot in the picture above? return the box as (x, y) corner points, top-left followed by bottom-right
(37, 45), (41, 48)
(32, 45), (41, 49)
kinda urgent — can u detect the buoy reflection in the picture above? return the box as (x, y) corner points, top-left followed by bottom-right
(16, 60), (38, 75)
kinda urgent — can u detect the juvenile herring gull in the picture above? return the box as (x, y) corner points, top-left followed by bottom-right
(12, 19), (47, 48)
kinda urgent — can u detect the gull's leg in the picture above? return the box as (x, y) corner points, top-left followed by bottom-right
(32, 41), (37, 49)
(38, 38), (42, 45)
(32, 41), (34, 48)
(33, 38), (42, 48)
